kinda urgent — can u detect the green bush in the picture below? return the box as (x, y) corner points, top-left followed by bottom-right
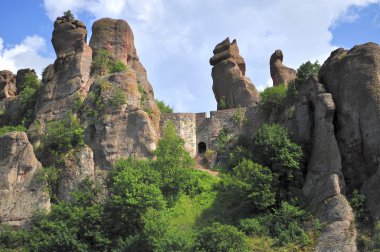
(231, 159), (275, 211)
(18, 73), (41, 126)
(41, 113), (84, 154)
(63, 10), (75, 20)
(349, 189), (369, 223)
(156, 99), (173, 113)
(251, 124), (303, 202)
(239, 218), (269, 236)
(154, 122), (195, 203)
(109, 86), (126, 107)
(92, 49), (110, 75)
(0, 125), (27, 136)
(0, 224), (28, 250)
(296, 60), (321, 82)
(195, 222), (250, 252)
(260, 85), (287, 114)
(105, 158), (165, 237)
(109, 60), (127, 73)
(266, 202), (310, 246)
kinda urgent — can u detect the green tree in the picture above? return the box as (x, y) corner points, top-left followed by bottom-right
(260, 85), (287, 114)
(63, 10), (75, 20)
(105, 158), (165, 237)
(156, 99), (173, 113)
(296, 60), (321, 82)
(154, 122), (195, 203)
(195, 222), (250, 252)
(109, 60), (127, 73)
(251, 124), (303, 202)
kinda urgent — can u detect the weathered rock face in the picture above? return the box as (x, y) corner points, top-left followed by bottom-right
(30, 15), (92, 143)
(58, 145), (95, 201)
(270, 49), (297, 86)
(319, 43), (380, 220)
(210, 38), (260, 110)
(290, 77), (356, 251)
(0, 70), (17, 99)
(16, 68), (37, 93)
(0, 132), (50, 227)
(85, 18), (159, 168)
(89, 18), (159, 130)
(85, 70), (158, 169)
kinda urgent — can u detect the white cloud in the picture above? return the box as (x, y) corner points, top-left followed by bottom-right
(42, 0), (380, 112)
(0, 35), (53, 77)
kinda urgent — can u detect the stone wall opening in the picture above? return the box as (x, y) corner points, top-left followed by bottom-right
(198, 142), (207, 154)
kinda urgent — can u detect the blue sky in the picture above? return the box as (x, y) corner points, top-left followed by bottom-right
(1, 0), (380, 113)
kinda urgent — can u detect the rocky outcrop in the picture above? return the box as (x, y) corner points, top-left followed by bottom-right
(85, 18), (159, 168)
(210, 38), (260, 110)
(0, 70), (17, 99)
(58, 145), (95, 201)
(0, 132), (50, 227)
(319, 43), (380, 221)
(89, 18), (160, 130)
(289, 77), (356, 251)
(270, 49), (297, 86)
(16, 69), (37, 93)
(29, 15), (92, 143)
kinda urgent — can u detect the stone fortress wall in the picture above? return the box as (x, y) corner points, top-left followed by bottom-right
(160, 107), (255, 157)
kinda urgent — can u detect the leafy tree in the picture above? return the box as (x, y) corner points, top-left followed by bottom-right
(260, 85), (287, 114)
(154, 122), (195, 203)
(41, 113), (84, 154)
(18, 73), (41, 126)
(195, 222), (250, 252)
(231, 159), (275, 211)
(105, 158), (165, 237)
(296, 60), (321, 82)
(156, 99), (173, 113)
(251, 124), (303, 202)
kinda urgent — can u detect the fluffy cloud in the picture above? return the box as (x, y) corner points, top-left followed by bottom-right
(0, 35), (53, 77)
(42, 0), (380, 112)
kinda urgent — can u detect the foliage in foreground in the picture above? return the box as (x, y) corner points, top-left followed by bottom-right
(156, 99), (173, 113)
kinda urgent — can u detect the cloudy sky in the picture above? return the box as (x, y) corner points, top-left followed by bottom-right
(1, 0), (380, 112)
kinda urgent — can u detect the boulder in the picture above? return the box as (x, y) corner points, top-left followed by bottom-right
(0, 70), (17, 99)
(0, 132), (50, 227)
(210, 37), (260, 109)
(319, 42), (380, 220)
(270, 49), (297, 86)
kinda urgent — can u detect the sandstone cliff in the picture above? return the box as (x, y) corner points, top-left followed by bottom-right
(210, 38), (260, 109)
(0, 132), (50, 227)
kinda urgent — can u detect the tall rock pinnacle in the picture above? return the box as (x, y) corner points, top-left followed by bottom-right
(210, 38), (260, 110)
(270, 49), (297, 86)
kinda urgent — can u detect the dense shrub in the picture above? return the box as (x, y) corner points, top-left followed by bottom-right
(239, 217), (269, 236)
(154, 122), (195, 203)
(251, 124), (303, 202)
(18, 72), (41, 126)
(0, 224), (28, 250)
(296, 60), (321, 82)
(109, 60), (127, 73)
(0, 125), (27, 136)
(105, 159), (165, 237)
(41, 113), (84, 154)
(266, 202), (310, 246)
(92, 49), (110, 75)
(195, 222), (250, 252)
(349, 189), (369, 223)
(260, 85), (287, 114)
(156, 99), (173, 113)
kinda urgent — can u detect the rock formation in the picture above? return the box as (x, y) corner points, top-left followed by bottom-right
(0, 132), (50, 227)
(0, 70), (17, 98)
(319, 43), (380, 221)
(296, 77), (356, 251)
(86, 18), (159, 168)
(210, 37), (260, 109)
(270, 49), (297, 86)
(30, 14), (92, 144)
